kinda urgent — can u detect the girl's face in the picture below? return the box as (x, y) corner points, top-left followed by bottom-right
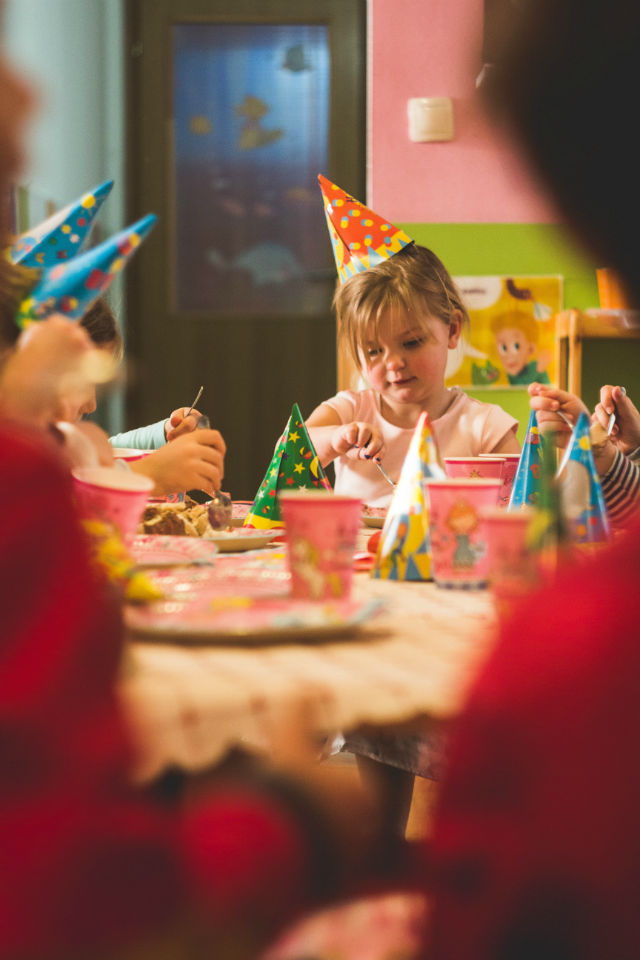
(360, 308), (461, 411)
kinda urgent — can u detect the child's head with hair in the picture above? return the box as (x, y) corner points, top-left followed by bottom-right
(79, 296), (123, 362)
(490, 309), (539, 379)
(334, 243), (468, 372)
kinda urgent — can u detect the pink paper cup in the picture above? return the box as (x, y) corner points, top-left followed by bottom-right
(279, 491), (362, 601)
(481, 505), (536, 585)
(72, 467), (154, 540)
(478, 452), (521, 507)
(425, 478), (502, 588)
(444, 456), (505, 486)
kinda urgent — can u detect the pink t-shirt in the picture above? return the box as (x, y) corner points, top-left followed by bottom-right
(323, 387), (519, 507)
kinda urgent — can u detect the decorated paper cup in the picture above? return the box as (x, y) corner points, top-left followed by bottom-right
(479, 452), (521, 507)
(279, 490), (362, 600)
(444, 456), (505, 487)
(72, 467), (154, 539)
(425, 478), (502, 588)
(481, 505), (536, 585)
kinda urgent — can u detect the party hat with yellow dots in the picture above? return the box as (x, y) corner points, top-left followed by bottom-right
(317, 174), (413, 285)
(15, 213), (156, 328)
(244, 402), (332, 530)
(9, 179), (113, 267)
(556, 412), (610, 543)
(372, 412), (445, 581)
(508, 410), (544, 509)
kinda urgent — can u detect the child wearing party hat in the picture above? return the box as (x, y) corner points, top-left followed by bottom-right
(310, 176), (520, 838)
(307, 176), (520, 509)
(529, 380), (640, 530)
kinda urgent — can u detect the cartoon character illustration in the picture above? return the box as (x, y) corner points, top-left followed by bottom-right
(446, 499), (485, 569)
(490, 309), (551, 385)
(234, 95), (283, 150)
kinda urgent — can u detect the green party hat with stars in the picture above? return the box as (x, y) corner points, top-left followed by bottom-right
(244, 403), (332, 529)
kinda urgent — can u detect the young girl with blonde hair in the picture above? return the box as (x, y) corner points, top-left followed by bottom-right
(307, 241), (520, 507)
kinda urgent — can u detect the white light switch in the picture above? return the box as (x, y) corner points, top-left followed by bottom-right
(407, 97), (454, 142)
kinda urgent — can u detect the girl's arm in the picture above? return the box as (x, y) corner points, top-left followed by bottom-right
(306, 402), (385, 466)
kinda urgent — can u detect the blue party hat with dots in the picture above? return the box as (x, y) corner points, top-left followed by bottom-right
(372, 412), (445, 581)
(508, 409), (544, 509)
(9, 179), (113, 267)
(556, 412), (610, 543)
(15, 213), (156, 328)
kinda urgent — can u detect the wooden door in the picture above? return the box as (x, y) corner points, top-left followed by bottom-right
(125, 0), (366, 498)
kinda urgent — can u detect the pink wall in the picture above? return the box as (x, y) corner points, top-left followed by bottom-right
(369, 0), (557, 223)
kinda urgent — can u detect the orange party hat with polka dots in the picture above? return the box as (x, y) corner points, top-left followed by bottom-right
(317, 174), (413, 284)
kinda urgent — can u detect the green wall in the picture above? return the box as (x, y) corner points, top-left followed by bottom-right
(401, 222), (600, 442)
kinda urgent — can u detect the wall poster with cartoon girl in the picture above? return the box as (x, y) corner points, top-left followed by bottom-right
(445, 275), (563, 388)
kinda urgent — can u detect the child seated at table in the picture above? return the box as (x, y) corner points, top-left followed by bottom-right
(306, 241), (520, 508)
(0, 271), (226, 499)
(76, 297), (226, 499)
(306, 183), (522, 836)
(529, 380), (640, 527)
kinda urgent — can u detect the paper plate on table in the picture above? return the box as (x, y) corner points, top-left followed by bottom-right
(362, 506), (387, 528)
(203, 528), (279, 552)
(125, 596), (386, 645)
(130, 534), (218, 566)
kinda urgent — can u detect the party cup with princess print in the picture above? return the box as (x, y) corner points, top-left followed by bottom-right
(478, 452), (521, 507)
(279, 491), (362, 601)
(425, 478), (502, 588)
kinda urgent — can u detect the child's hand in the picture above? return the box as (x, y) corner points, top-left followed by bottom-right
(528, 382), (589, 446)
(593, 385), (640, 454)
(165, 406), (203, 442)
(131, 428), (226, 497)
(332, 421), (385, 461)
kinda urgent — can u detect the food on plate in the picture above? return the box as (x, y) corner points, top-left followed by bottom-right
(362, 504), (387, 519)
(138, 500), (220, 537)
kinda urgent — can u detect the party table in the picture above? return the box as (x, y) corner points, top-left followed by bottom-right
(118, 537), (497, 784)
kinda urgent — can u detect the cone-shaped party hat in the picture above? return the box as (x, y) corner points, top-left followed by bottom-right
(556, 412), (610, 543)
(244, 403), (332, 530)
(9, 179), (114, 267)
(372, 412), (445, 581)
(15, 213), (156, 328)
(508, 410), (544, 508)
(317, 174), (413, 285)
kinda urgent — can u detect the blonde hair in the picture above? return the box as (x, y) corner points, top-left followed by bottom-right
(490, 309), (539, 344)
(334, 243), (469, 368)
